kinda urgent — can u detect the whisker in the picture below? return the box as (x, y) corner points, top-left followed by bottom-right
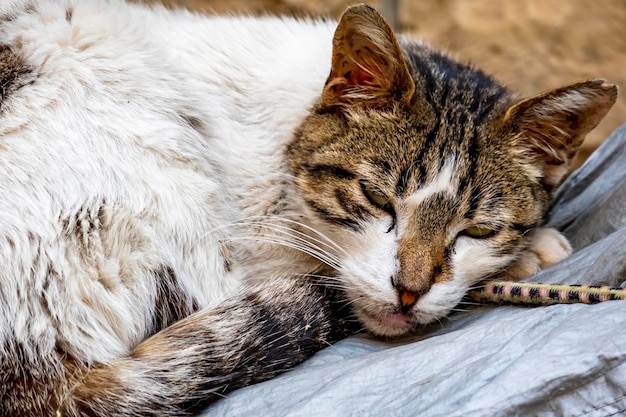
(261, 217), (349, 256)
(242, 220), (344, 263)
(220, 236), (342, 270)
(191, 214), (349, 259)
(457, 300), (484, 307)
(222, 237), (339, 269)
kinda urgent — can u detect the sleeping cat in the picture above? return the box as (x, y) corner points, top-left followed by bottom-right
(0, 0), (616, 415)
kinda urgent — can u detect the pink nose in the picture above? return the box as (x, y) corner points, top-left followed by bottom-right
(399, 288), (419, 309)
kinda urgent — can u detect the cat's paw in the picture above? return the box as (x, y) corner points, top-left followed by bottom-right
(500, 227), (572, 281)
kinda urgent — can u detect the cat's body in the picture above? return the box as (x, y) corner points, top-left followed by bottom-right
(0, 0), (333, 363)
(0, 1), (616, 415)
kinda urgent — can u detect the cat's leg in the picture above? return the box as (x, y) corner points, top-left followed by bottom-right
(500, 227), (572, 281)
(59, 276), (356, 416)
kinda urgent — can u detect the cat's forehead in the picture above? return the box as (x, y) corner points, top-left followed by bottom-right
(345, 107), (512, 184)
(400, 41), (510, 115)
(337, 63), (513, 172)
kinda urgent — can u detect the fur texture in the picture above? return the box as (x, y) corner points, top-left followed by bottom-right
(0, 1), (616, 415)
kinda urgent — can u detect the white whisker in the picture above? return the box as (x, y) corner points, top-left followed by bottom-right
(220, 235), (342, 270)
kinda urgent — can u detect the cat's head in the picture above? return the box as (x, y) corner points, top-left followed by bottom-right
(287, 5), (617, 336)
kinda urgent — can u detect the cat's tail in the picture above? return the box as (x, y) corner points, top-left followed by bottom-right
(57, 278), (355, 417)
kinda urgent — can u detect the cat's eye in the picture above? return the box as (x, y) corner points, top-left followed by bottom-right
(362, 186), (393, 212)
(462, 225), (497, 239)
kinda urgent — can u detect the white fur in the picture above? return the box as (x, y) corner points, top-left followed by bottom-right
(342, 157), (458, 304)
(405, 157), (458, 207)
(333, 158), (475, 333)
(0, 0), (336, 363)
(339, 216), (399, 303)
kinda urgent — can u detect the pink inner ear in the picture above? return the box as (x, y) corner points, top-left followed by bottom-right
(322, 6), (415, 109)
(353, 68), (375, 86)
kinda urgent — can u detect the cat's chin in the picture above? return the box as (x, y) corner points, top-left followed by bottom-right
(357, 308), (416, 338)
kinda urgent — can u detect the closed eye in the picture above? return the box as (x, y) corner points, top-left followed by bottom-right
(461, 225), (498, 239)
(360, 182), (394, 214)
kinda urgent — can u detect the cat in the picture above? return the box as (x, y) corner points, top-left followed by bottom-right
(0, 0), (616, 415)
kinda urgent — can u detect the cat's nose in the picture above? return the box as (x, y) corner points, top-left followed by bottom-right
(397, 286), (420, 312)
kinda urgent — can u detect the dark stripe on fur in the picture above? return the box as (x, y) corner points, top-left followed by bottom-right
(0, 45), (36, 106)
(153, 265), (199, 332)
(306, 163), (356, 180)
(396, 168), (409, 195)
(511, 222), (536, 235)
(415, 120), (440, 185)
(335, 188), (369, 221)
(304, 198), (361, 232)
(1, 338), (80, 416)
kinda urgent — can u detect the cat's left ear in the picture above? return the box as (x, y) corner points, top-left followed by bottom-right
(505, 79), (617, 191)
(320, 4), (415, 111)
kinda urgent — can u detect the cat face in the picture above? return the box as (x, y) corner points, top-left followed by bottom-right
(288, 5), (616, 336)
(291, 109), (541, 336)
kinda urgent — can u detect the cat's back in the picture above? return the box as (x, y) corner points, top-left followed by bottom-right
(0, 0), (335, 253)
(0, 0), (336, 181)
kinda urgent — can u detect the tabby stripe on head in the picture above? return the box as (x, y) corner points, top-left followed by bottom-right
(473, 86), (507, 125)
(511, 223), (536, 235)
(415, 122), (440, 185)
(456, 129), (481, 219)
(396, 168), (410, 196)
(304, 199), (360, 231)
(307, 164), (356, 180)
(407, 54), (438, 106)
(335, 188), (371, 221)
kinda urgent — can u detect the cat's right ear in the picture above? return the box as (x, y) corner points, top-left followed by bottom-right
(320, 4), (415, 112)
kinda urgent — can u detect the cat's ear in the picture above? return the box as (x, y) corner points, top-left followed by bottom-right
(320, 4), (415, 111)
(505, 79), (617, 191)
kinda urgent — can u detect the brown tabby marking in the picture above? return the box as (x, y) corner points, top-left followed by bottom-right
(288, 5), (615, 317)
(153, 265), (200, 332)
(63, 280), (357, 416)
(0, 45), (35, 105)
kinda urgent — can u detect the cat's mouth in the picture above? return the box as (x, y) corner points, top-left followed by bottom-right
(357, 307), (416, 337)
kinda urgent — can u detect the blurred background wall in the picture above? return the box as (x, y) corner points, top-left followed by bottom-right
(135, 0), (625, 166)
